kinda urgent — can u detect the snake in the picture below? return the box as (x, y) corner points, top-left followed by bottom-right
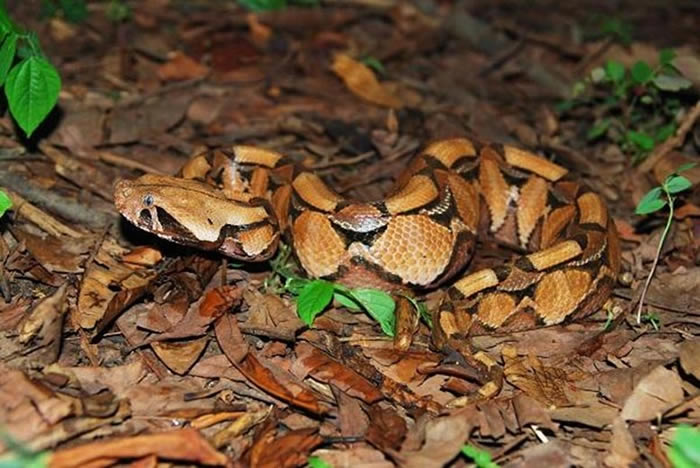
(113, 137), (621, 348)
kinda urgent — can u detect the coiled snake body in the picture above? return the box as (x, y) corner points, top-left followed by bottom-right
(114, 138), (621, 347)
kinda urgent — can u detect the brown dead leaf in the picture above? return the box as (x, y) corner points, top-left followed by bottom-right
(333, 387), (370, 438)
(331, 54), (402, 108)
(366, 404), (407, 451)
(679, 339), (700, 380)
(249, 428), (323, 468)
(151, 338), (209, 375)
(313, 447), (392, 468)
(394, 413), (471, 468)
(234, 352), (325, 415)
(652, 151), (700, 186)
(672, 55), (700, 87)
(18, 283), (69, 364)
(293, 342), (383, 404)
(12, 228), (91, 273)
(242, 291), (305, 341)
(47, 428), (227, 468)
(157, 52), (210, 81)
(621, 365), (684, 421)
(604, 416), (639, 468)
(215, 313), (249, 364)
(77, 238), (157, 331)
(614, 218), (643, 243)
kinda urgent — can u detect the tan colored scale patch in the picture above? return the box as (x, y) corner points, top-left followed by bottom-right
(503, 146), (568, 181)
(526, 240), (583, 271)
(497, 267), (543, 291)
(578, 230), (607, 264)
(292, 211), (346, 277)
(423, 138), (476, 168)
(607, 220), (621, 275)
(534, 269), (592, 324)
(479, 157), (510, 232)
(249, 167), (270, 198)
(446, 173), (479, 232)
(271, 184), (292, 229)
(292, 172), (342, 212)
(540, 205), (576, 248)
(369, 215), (453, 286)
(476, 293), (516, 328)
(452, 269), (499, 299)
(385, 175), (439, 214)
(577, 192), (608, 227)
(517, 176), (549, 247)
(238, 224), (277, 257)
(233, 145), (284, 167)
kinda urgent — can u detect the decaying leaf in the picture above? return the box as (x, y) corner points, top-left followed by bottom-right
(331, 54), (403, 108)
(621, 366), (684, 421)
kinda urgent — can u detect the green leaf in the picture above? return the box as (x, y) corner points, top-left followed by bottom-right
(285, 277), (310, 295)
(361, 56), (385, 74)
(654, 123), (676, 143)
(350, 289), (395, 337)
(631, 61), (654, 84)
(0, 2), (18, 35)
(653, 74), (692, 92)
(307, 456), (332, 468)
(675, 162), (697, 174)
(5, 56), (61, 137)
(461, 445), (499, 468)
(59, 0), (88, 23)
(0, 33), (15, 86)
(237, 0), (287, 11)
(664, 175), (692, 194)
(626, 130), (655, 151)
(0, 189), (11, 217)
(659, 49), (676, 66)
(635, 187), (666, 215)
(333, 292), (361, 311)
(296, 280), (334, 326)
(604, 60), (625, 82)
(668, 425), (700, 468)
(586, 118), (610, 141)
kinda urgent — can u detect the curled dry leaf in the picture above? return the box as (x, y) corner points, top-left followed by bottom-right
(394, 413), (471, 468)
(331, 54), (402, 108)
(621, 365), (684, 421)
(157, 52), (209, 81)
(47, 428), (228, 468)
(679, 339), (700, 380)
(294, 342), (383, 404)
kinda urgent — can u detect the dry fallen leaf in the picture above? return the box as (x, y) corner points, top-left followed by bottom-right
(679, 339), (700, 380)
(621, 365), (684, 421)
(157, 52), (210, 81)
(331, 54), (402, 108)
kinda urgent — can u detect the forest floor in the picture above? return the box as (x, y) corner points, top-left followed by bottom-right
(0, 1), (699, 467)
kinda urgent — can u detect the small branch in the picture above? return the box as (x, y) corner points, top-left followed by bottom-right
(636, 191), (675, 323)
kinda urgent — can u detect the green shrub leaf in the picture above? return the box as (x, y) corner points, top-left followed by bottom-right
(626, 130), (655, 151)
(654, 123), (676, 143)
(5, 56), (61, 137)
(604, 60), (625, 82)
(349, 289), (395, 336)
(664, 175), (692, 194)
(631, 61), (653, 84)
(333, 292), (361, 311)
(461, 445), (499, 468)
(307, 456), (333, 468)
(668, 425), (700, 468)
(586, 118), (610, 141)
(653, 74), (692, 91)
(0, 189), (11, 217)
(296, 280), (334, 325)
(675, 162), (697, 174)
(0, 33), (15, 86)
(238, 0), (287, 11)
(659, 49), (676, 66)
(635, 187), (666, 215)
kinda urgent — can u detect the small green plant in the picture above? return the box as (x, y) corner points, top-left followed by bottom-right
(668, 425), (700, 468)
(595, 17), (633, 45)
(0, 1), (61, 137)
(360, 55), (385, 75)
(237, 0), (319, 12)
(268, 243), (396, 336)
(0, 190), (10, 217)
(0, 430), (49, 468)
(558, 50), (693, 162)
(461, 445), (499, 468)
(40, 0), (87, 23)
(307, 456), (332, 468)
(634, 163), (696, 323)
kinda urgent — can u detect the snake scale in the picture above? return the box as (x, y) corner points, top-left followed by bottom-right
(114, 137), (621, 348)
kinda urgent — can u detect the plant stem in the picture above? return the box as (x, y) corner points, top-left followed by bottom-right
(636, 190), (674, 323)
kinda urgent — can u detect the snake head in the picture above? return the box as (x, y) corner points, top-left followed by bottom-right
(114, 174), (279, 261)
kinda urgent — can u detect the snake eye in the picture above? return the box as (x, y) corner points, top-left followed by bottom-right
(143, 194), (154, 207)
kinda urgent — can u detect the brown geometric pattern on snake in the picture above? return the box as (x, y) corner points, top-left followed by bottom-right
(113, 138), (621, 343)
